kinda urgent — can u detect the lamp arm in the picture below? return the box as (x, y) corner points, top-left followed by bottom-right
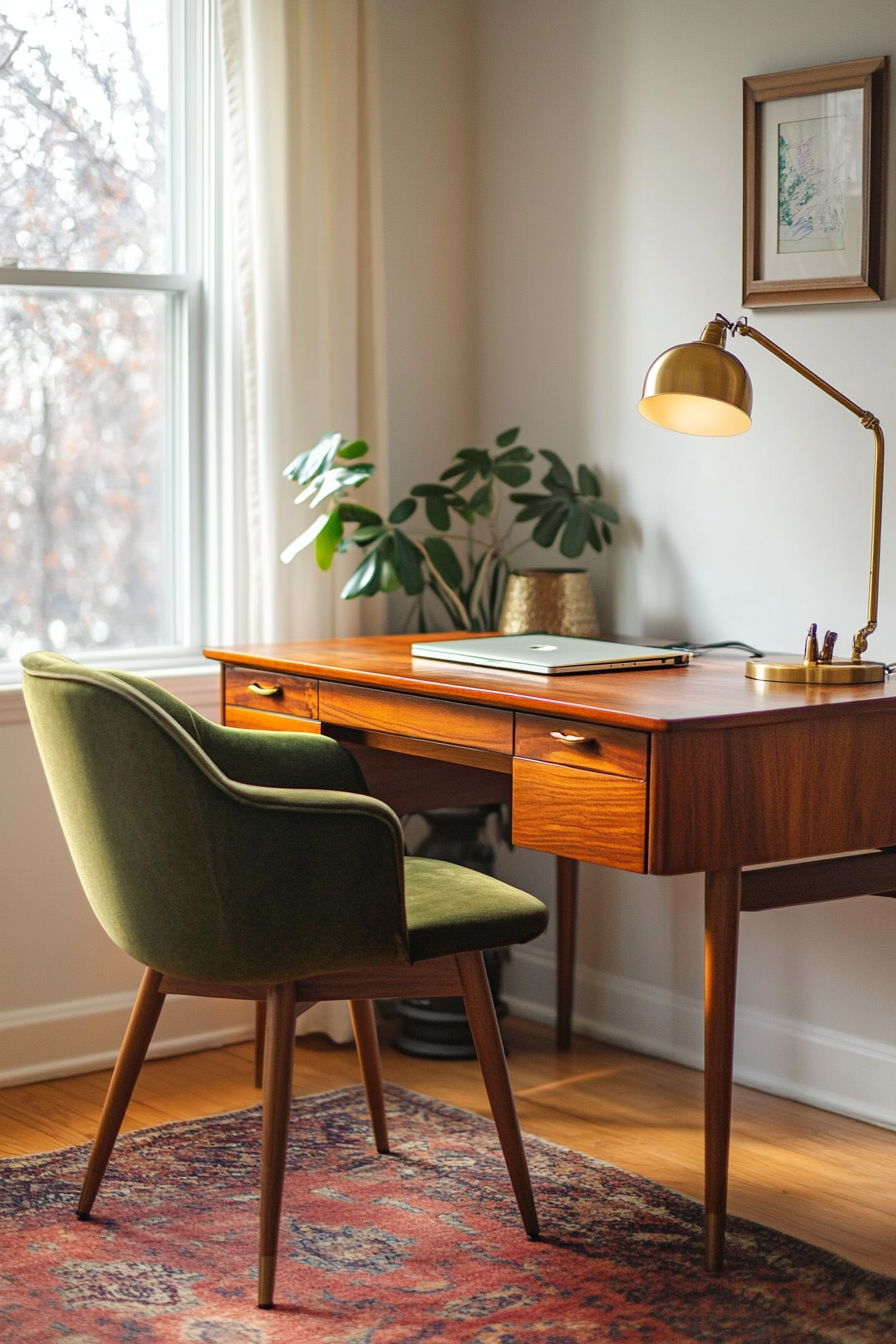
(733, 320), (885, 663)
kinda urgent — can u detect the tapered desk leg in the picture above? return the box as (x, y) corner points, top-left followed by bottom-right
(704, 866), (741, 1273)
(556, 856), (578, 1050)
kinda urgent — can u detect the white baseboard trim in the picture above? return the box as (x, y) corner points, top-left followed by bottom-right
(504, 946), (896, 1132)
(0, 1026), (256, 1091)
(0, 989), (254, 1089)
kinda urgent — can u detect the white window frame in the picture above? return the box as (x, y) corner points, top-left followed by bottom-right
(0, 0), (212, 684)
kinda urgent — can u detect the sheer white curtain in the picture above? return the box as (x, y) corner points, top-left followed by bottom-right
(215, 0), (389, 1040)
(216, 0), (388, 646)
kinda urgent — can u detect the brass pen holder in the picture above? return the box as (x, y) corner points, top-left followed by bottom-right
(746, 622), (884, 684)
(498, 568), (599, 638)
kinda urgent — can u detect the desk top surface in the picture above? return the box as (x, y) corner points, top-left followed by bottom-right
(204, 635), (896, 734)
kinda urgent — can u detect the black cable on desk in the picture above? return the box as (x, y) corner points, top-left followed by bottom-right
(662, 640), (766, 659)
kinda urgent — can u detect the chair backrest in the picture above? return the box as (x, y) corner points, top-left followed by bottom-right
(22, 652), (409, 984)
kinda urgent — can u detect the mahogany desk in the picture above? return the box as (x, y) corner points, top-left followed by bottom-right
(204, 634), (896, 1270)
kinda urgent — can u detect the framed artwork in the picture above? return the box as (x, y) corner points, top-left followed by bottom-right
(743, 56), (889, 307)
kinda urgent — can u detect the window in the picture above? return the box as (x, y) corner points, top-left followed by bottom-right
(0, 0), (205, 679)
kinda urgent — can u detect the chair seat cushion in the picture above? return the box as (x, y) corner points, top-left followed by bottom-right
(403, 857), (548, 962)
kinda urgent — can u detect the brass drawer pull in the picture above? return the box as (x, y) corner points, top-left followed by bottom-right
(550, 730), (591, 744)
(247, 682), (283, 697)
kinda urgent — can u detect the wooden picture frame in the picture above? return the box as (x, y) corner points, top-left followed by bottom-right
(743, 56), (889, 307)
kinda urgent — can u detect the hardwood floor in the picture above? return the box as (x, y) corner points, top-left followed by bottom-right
(2, 1015), (895, 1278)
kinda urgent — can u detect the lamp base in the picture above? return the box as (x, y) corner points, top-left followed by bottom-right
(745, 656), (885, 685)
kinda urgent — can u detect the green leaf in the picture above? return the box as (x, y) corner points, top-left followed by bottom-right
(314, 509), (344, 570)
(444, 466), (477, 490)
(410, 483), (451, 496)
(560, 505), (590, 558)
(423, 536), (463, 589)
(511, 491), (554, 524)
(279, 512), (330, 564)
(308, 463), (374, 508)
(340, 549), (380, 599)
(512, 503), (546, 523)
(388, 497), (417, 524)
(379, 554), (402, 592)
(425, 494), (451, 531)
(283, 432), (342, 484)
(455, 447), (488, 462)
(393, 529), (425, 595)
(586, 514), (603, 553)
(440, 462), (469, 481)
(539, 449), (574, 490)
(577, 464), (601, 497)
(495, 427), (520, 447)
(449, 499), (476, 524)
(532, 502), (567, 548)
(350, 524), (388, 545)
(469, 482), (494, 516)
(601, 521), (613, 545)
(337, 502), (382, 525)
(586, 499), (620, 524)
(495, 445), (533, 463)
(363, 554), (387, 595)
(336, 439), (369, 460)
(493, 464), (531, 487)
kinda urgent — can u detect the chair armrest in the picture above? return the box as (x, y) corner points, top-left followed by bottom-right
(188, 781), (409, 982)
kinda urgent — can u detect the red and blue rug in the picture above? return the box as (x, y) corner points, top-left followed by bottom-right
(1, 1082), (894, 1342)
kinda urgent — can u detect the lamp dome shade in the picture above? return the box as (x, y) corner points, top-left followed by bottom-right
(638, 340), (753, 437)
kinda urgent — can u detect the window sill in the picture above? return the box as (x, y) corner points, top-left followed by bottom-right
(0, 663), (221, 728)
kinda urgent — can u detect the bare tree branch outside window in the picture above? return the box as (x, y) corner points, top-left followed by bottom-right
(0, 0), (176, 668)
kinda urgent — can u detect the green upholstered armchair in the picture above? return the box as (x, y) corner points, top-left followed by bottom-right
(22, 651), (548, 1310)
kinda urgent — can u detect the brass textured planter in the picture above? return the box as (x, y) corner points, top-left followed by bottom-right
(498, 568), (599, 638)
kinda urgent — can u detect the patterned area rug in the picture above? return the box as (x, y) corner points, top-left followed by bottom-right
(1, 1082), (894, 1343)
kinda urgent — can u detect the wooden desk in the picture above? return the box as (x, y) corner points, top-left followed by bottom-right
(205, 634), (896, 1270)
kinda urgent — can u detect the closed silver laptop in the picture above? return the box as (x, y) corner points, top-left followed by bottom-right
(410, 634), (688, 675)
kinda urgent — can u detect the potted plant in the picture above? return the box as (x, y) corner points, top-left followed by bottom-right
(280, 427), (620, 1055)
(281, 427), (619, 632)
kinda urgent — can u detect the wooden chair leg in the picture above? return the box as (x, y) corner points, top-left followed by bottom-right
(349, 999), (390, 1153)
(556, 855), (578, 1050)
(704, 867), (742, 1273)
(77, 967), (166, 1219)
(254, 1000), (267, 1089)
(258, 981), (297, 1309)
(456, 951), (539, 1240)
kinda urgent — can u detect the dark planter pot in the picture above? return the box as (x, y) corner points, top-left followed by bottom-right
(392, 806), (509, 1060)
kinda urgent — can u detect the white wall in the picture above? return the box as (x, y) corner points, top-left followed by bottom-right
(474, 0), (896, 1127)
(378, 0), (475, 497)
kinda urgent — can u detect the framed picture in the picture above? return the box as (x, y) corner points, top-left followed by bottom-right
(743, 56), (889, 307)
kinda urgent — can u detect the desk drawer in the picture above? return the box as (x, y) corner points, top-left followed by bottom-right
(224, 666), (318, 720)
(512, 758), (647, 872)
(515, 713), (648, 779)
(318, 683), (513, 753)
(224, 706), (322, 734)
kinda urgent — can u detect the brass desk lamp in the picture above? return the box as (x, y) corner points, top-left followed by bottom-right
(638, 315), (885, 684)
